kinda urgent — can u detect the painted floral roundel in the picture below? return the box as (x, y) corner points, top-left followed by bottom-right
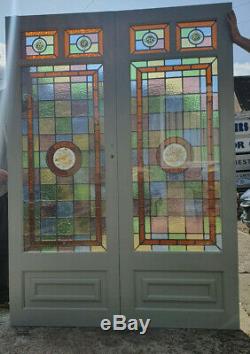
(47, 141), (81, 177)
(157, 137), (193, 173)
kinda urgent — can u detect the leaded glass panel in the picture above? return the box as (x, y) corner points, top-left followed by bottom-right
(22, 64), (106, 252)
(131, 57), (221, 252)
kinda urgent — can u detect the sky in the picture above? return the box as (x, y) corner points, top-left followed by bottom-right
(0, 0), (250, 79)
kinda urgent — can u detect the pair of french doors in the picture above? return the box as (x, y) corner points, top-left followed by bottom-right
(8, 3), (239, 328)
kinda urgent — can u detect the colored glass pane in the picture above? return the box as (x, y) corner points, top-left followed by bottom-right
(131, 57), (221, 252)
(176, 21), (217, 51)
(65, 29), (103, 57)
(130, 24), (169, 54)
(22, 64), (106, 252)
(24, 31), (58, 59)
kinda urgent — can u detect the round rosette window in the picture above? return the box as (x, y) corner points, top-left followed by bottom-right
(142, 31), (158, 48)
(188, 29), (204, 45)
(76, 35), (92, 52)
(32, 37), (47, 53)
(46, 142), (81, 177)
(156, 137), (193, 173)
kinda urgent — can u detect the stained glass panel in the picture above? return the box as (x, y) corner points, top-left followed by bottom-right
(22, 64), (106, 252)
(24, 31), (58, 59)
(130, 24), (169, 54)
(65, 29), (103, 57)
(176, 21), (217, 51)
(131, 57), (221, 252)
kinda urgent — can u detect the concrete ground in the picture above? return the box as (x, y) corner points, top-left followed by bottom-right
(0, 228), (249, 354)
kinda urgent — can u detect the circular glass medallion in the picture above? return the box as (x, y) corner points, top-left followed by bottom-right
(76, 35), (92, 52)
(47, 142), (81, 177)
(53, 147), (76, 171)
(32, 37), (47, 53)
(163, 143), (188, 168)
(188, 29), (204, 45)
(157, 137), (193, 173)
(142, 31), (158, 48)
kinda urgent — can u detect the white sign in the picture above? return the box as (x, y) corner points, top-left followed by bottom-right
(235, 138), (250, 153)
(236, 154), (250, 171)
(235, 119), (250, 136)
(236, 171), (250, 187)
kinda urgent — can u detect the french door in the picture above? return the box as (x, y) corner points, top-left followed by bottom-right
(7, 3), (239, 328)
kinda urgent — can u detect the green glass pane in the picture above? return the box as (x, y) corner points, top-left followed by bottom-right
(144, 183), (150, 198)
(131, 133), (137, 148)
(130, 65), (137, 80)
(71, 83), (87, 99)
(169, 234), (185, 240)
(135, 30), (147, 40)
(149, 166), (166, 181)
(166, 130), (183, 138)
(201, 146), (208, 160)
(182, 58), (199, 64)
(40, 152), (47, 168)
(133, 217), (139, 233)
(181, 28), (193, 37)
(57, 185), (73, 200)
(38, 66), (53, 72)
(152, 29), (164, 38)
(55, 101), (71, 117)
(43, 46), (54, 55)
(74, 218), (90, 234)
(87, 43), (98, 53)
(44, 36), (54, 45)
(39, 118), (55, 134)
(23, 152), (28, 168)
(41, 185), (56, 200)
(216, 217), (221, 233)
(133, 182), (138, 198)
(214, 146), (220, 162)
(169, 246), (186, 251)
(145, 217), (151, 233)
(201, 112), (207, 128)
(57, 219), (73, 235)
(74, 184), (90, 200)
(34, 152), (40, 168)
(151, 199), (167, 216)
(213, 111), (219, 128)
(185, 182), (202, 198)
(38, 78), (53, 84)
(39, 101), (55, 118)
(32, 85), (38, 99)
(184, 94), (200, 111)
(183, 70), (200, 77)
(148, 96), (165, 113)
(56, 118), (71, 134)
(81, 152), (89, 167)
(70, 44), (82, 54)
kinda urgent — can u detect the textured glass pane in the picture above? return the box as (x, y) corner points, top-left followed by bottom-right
(22, 65), (106, 252)
(131, 57), (221, 252)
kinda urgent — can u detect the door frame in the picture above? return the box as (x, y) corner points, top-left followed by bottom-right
(116, 3), (239, 329)
(7, 11), (120, 326)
